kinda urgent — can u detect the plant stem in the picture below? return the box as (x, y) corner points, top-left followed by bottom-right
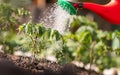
(30, 35), (37, 61)
(89, 42), (95, 75)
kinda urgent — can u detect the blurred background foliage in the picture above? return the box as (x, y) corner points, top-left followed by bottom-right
(0, 0), (120, 72)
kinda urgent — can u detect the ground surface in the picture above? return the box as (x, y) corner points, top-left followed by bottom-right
(0, 52), (102, 75)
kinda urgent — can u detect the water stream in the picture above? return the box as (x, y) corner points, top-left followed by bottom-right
(39, 3), (72, 34)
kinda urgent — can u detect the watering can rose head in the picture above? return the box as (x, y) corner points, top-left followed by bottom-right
(58, 0), (120, 25)
(57, 0), (77, 15)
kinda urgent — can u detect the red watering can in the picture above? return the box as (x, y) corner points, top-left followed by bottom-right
(71, 0), (120, 25)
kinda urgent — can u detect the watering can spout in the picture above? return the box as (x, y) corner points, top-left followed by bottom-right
(72, 0), (120, 24)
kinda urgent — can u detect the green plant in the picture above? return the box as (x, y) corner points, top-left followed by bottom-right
(0, 2), (30, 54)
(0, 3), (29, 31)
(62, 16), (120, 71)
(19, 22), (63, 58)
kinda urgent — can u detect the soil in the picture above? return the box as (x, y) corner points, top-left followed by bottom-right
(0, 52), (102, 75)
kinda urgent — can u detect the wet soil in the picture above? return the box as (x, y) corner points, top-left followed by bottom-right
(0, 52), (102, 75)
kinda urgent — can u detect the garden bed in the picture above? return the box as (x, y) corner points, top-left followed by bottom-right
(0, 52), (102, 75)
